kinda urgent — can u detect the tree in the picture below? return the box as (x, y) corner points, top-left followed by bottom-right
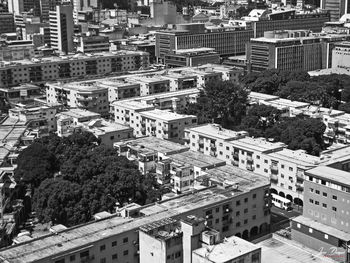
(14, 143), (58, 188)
(339, 102), (350, 113)
(181, 80), (248, 128)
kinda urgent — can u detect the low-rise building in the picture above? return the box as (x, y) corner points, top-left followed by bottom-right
(0, 51), (149, 88)
(0, 40), (35, 61)
(332, 41), (350, 69)
(76, 35), (110, 53)
(164, 48), (220, 68)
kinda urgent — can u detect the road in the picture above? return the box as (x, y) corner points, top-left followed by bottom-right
(271, 205), (302, 231)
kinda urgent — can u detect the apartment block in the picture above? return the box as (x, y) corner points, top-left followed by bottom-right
(291, 166), (350, 260)
(332, 41), (350, 69)
(0, 157), (270, 263)
(47, 81), (109, 116)
(113, 100), (197, 143)
(57, 110), (133, 147)
(0, 51), (149, 88)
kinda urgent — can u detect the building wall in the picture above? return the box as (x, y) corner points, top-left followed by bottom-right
(303, 178), (350, 232)
(332, 44), (350, 68)
(0, 13), (15, 34)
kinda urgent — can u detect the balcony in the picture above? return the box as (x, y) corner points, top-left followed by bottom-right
(77, 96), (95, 102)
(270, 174), (278, 183)
(231, 160), (239, 166)
(141, 120), (146, 127)
(210, 143), (216, 150)
(183, 137), (190, 143)
(247, 155), (253, 162)
(210, 151), (217, 157)
(296, 171), (304, 182)
(80, 255), (95, 263)
(246, 164), (254, 171)
(223, 207), (232, 214)
(198, 139), (204, 146)
(296, 183), (304, 192)
(232, 152), (239, 160)
(270, 165), (278, 174)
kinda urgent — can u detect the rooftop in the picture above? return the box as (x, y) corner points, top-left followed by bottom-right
(118, 137), (189, 156)
(305, 166), (350, 187)
(57, 109), (101, 120)
(230, 137), (286, 154)
(308, 68), (350, 76)
(186, 124), (248, 141)
(140, 109), (196, 122)
(193, 236), (261, 262)
(0, 187), (247, 263)
(112, 100), (155, 111)
(170, 150), (226, 169)
(248, 92), (279, 102)
(82, 119), (132, 134)
(268, 149), (320, 167)
(262, 98), (310, 109)
(293, 216), (350, 241)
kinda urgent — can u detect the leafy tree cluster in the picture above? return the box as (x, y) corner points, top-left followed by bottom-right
(242, 69), (350, 110)
(15, 132), (161, 227)
(180, 80), (249, 129)
(237, 105), (327, 156)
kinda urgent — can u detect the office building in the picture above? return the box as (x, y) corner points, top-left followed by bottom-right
(247, 30), (338, 72)
(49, 4), (74, 54)
(0, 13), (15, 34)
(321, 0), (350, 21)
(332, 41), (350, 69)
(40, 0), (61, 22)
(0, 84), (42, 103)
(0, 51), (149, 88)
(291, 166), (350, 259)
(8, 0), (40, 16)
(155, 23), (254, 62)
(0, 40), (35, 61)
(164, 48), (220, 68)
(76, 35), (110, 53)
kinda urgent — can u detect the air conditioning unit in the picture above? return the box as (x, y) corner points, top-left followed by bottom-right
(201, 230), (220, 245)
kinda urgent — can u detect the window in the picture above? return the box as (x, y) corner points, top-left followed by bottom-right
(332, 206), (337, 212)
(100, 245), (106, 251)
(80, 251), (89, 258)
(123, 250), (129, 256)
(175, 251), (181, 258)
(324, 234), (329, 239)
(297, 223), (301, 228)
(252, 215), (256, 220)
(309, 199), (314, 203)
(315, 190), (320, 194)
(264, 160), (268, 164)
(222, 225), (229, 232)
(333, 195), (338, 200)
(123, 237), (128, 243)
(236, 200), (241, 206)
(236, 222), (241, 227)
(289, 167), (293, 171)
(55, 260), (65, 263)
(70, 255), (75, 262)
(253, 194), (257, 199)
(244, 198), (248, 203)
(310, 188), (314, 192)
(112, 241), (117, 247)
(244, 219), (248, 224)
(236, 211), (240, 216)
(309, 228), (313, 233)
(323, 192), (327, 197)
(100, 258), (106, 263)
(281, 164), (285, 169)
(216, 207), (220, 213)
(244, 208), (248, 214)
(112, 254), (118, 260)
(257, 155), (260, 159)
(322, 203), (327, 208)
(315, 201), (319, 205)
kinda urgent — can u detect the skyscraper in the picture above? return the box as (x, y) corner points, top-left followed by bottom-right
(320, 0), (350, 21)
(49, 3), (74, 53)
(8, 0), (41, 16)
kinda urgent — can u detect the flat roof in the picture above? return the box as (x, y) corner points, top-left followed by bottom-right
(135, 88), (200, 102)
(248, 92), (279, 102)
(112, 100), (155, 111)
(170, 151), (226, 169)
(0, 187), (247, 263)
(204, 164), (270, 192)
(305, 166), (350, 187)
(119, 137), (189, 155)
(58, 109), (101, 119)
(230, 137), (286, 153)
(186, 124), (248, 141)
(293, 215), (350, 241)
(193, 236), (261, 262)
(309, 68), (350, 76)
(82, 119), (132, 134)
(262, 98), (310, 109)
(140, 109), (196, 122)
(268, 149), (320, 167)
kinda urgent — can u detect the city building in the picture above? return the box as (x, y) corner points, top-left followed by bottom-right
(47, 81), (109, 116)
(321, 0), (350, 21)
(56, 110), (133, 147)
(155, 23), (254, 62)
(0, 155), (271, 263)
(0, 13), (15, 34)
(0, 51), (149, 88)
(76, 35), (110, 54)
(49, 4), (74, 54)
(291, 166), (350, 260)
(332, 41), (350, 69)
(164, 48), (220, 68)
(0, 40), (35, 61)
(113, 100), (197, 143)
(246, 30), (346, 72)
(0, 84), (42, 103)
(192, 235), (261, 263)
(7, 0), (40, 16)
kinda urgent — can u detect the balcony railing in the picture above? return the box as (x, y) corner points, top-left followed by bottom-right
(270, 174), (278, 183)
(296, 182), (304, 192)
(270, 165), (278, 174)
